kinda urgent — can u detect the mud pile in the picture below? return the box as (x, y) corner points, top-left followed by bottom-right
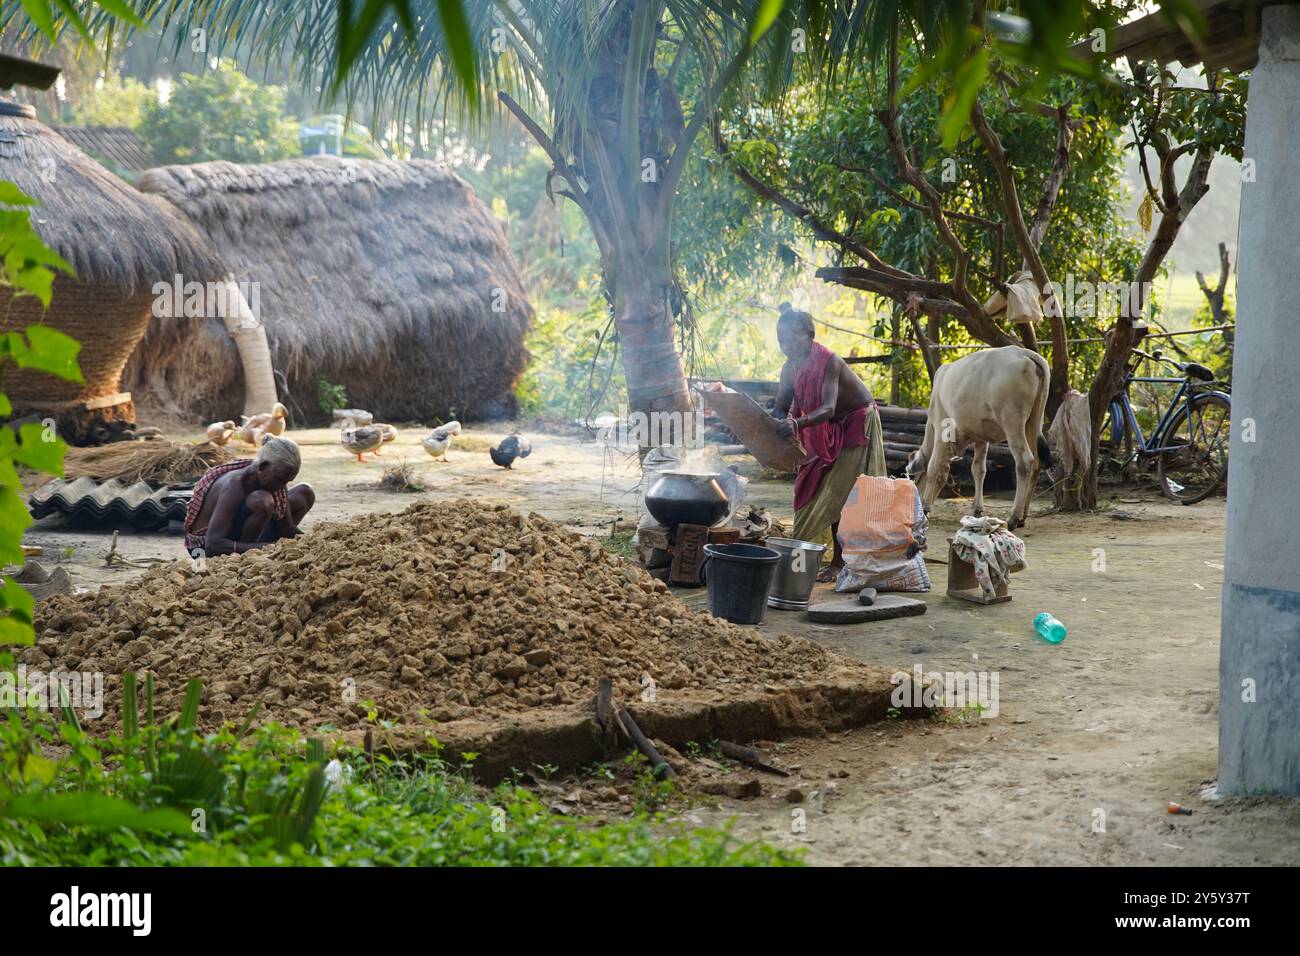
(32, 501), (857, 731)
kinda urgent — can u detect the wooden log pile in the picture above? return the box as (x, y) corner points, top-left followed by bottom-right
(696, 382), (1018, 484)
(877, 404), (1018, 481)
(878, 404), (928, 475)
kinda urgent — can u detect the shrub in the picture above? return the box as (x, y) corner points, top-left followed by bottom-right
(140, 65), (299, 166)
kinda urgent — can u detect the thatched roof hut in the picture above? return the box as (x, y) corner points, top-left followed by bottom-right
(0, 102), (224, 441)
(128, 156), (533, 424)
(54, 125), (154, 174)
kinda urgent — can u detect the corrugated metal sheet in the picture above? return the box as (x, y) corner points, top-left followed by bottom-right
(29, 477), (191, 530)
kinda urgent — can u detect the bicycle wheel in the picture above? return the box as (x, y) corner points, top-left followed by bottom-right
(1157, 393), (1230, 504)
(1096, 400), (1127, 479)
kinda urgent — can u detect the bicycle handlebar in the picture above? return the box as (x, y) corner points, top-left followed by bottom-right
(1129, 346), (1184, 372)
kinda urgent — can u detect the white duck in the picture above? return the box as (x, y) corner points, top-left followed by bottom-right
(240, 402), (288, 446)
(421, 421), (461, 462)
(205, 420), (237, 446)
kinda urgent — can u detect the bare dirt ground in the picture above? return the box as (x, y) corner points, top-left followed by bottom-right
(26, 425), (1300, 865)
(684, 498), (1300, 866)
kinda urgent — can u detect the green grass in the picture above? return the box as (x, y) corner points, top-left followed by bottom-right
(1155, 271), (1232, 330)
(598, 528), (639, 561)
(452, 434), (497, 453)
(0, 678), (800, 867)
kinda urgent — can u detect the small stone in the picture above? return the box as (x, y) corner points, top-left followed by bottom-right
(699, 778), (763, 799)
(496, 656), (529, 680)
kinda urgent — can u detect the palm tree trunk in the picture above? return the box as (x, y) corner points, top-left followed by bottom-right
(614, 266), (691, 417)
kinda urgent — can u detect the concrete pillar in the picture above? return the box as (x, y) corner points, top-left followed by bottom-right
(1219, 4), (1300, 795)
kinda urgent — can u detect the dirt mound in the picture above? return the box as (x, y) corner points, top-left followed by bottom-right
(32, 501), (863, 733)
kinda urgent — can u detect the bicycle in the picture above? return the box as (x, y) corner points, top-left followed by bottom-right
(1097, 346), (1231, 504)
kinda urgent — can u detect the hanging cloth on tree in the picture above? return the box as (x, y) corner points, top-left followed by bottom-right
(983, 270), (1044, 325)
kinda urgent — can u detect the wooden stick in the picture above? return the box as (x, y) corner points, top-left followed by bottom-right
(595, 677), (621, 754)
(718, 740), (791, 777)
(595, 677), (613, 732)
(616, 707), (675, 779)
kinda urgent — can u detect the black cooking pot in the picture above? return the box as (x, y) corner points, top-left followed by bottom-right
(645, 470), (730, 528)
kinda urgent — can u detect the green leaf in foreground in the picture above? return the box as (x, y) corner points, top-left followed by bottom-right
(10, 423), (67, 476)
(5, 326), (82, 382)
(0, 182), (37, 206)
(1, 793), (194, 834)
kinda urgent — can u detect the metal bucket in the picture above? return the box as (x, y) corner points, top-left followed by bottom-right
(765, 536), (828, 610)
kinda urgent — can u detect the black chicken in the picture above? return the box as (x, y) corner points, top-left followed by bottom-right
(489, 433), (532, 469)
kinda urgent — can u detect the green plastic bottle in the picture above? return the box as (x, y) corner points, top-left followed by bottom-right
(1034, 612), (1067, 643)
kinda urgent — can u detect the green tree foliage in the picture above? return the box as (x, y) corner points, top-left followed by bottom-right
(139, 65), (300, 165)
(714, 64), (1143, 384)
(515, 300), (623, 419)
(65, 74), (155, 128)
(453, 122), (603, 306)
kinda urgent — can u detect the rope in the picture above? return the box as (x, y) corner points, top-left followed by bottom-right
(818, 316), (1235, 353)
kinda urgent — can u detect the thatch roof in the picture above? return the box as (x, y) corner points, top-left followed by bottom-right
(131, 156), (533, 423)
(0, 103), (223, 293)
(54, 124), (154, 174)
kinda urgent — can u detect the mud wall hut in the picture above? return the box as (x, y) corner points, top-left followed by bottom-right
(0, 102), (223, 442)
(127, 156), (533, 424)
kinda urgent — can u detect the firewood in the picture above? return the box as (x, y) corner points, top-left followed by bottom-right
(718, 740), (790, 777)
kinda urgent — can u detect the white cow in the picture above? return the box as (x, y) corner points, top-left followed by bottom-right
(905, 346), (1052, 530)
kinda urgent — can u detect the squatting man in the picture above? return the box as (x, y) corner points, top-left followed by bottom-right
(183, 436), (315, 557)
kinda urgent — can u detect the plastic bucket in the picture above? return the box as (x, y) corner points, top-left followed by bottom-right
(702, 543), (781, 625)
(765, 537), (828, 610)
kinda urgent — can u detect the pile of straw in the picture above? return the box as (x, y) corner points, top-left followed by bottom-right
(60, 441), (234, 486)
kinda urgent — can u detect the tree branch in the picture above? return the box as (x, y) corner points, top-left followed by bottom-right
(1087, 142), (1216, 482)
(620, 0), (660, 220)
(970, 96), (1070, 397)
(659, 27), (757, 216)
(498, 91), (613, 262)
(1028, 104), (1074, 251)
(877, 32), (1003, 340)
(1195, 240), (1231, 324)
(994, 69), (1085, 127)
(712, 121), (909, 277)
(851, 163), (1001, 230)
(816, 267), (966, 315)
